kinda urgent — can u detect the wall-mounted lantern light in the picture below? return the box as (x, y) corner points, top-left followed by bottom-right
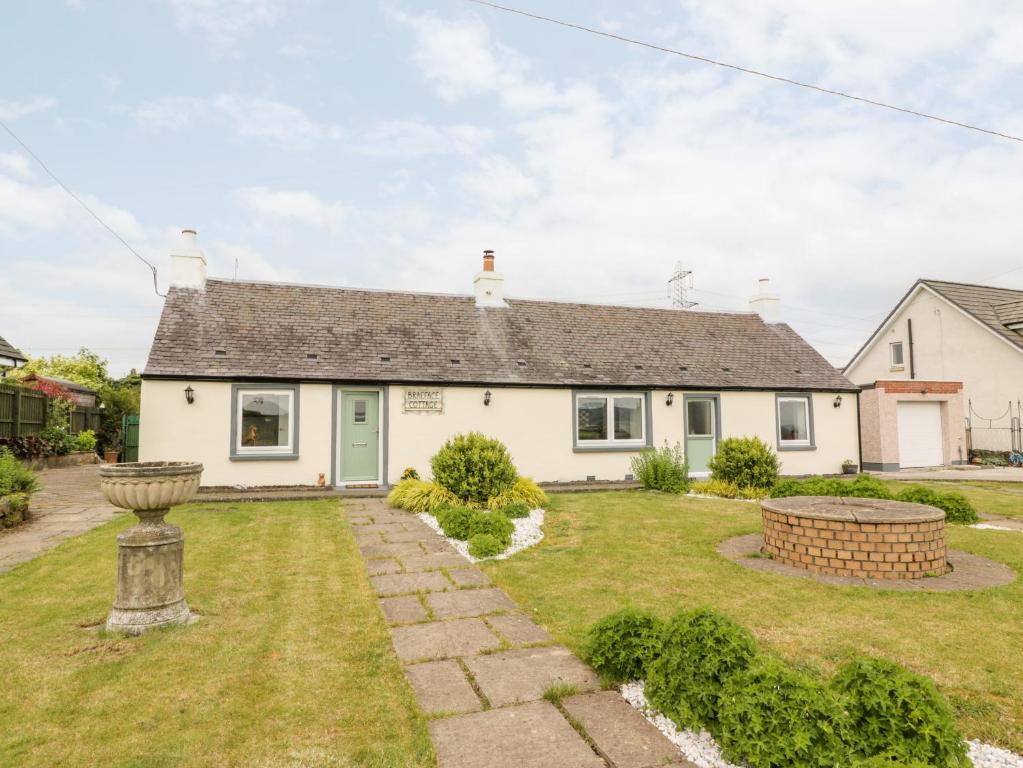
(184, 385), (195, 405)
(665, 392), (674, 406)
(833, 394), (842, 408)
(483, 389), (491, 406)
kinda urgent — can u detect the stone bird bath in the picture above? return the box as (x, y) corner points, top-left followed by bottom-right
(98, 461), (203, 635)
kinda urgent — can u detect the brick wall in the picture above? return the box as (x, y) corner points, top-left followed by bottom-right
(874, 380), (963, 395)
(761, 508), (947, 580)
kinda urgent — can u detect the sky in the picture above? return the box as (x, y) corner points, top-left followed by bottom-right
(1, 0), (1022, 376)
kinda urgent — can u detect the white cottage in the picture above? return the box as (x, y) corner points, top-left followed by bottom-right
(139, 232), (860, 488)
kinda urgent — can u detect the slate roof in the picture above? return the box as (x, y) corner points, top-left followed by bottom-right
(0, 334), (26, 364)
(922, 280), (1023, 350)
(143, 279), (858, 391)
(21, 373), (96, 394)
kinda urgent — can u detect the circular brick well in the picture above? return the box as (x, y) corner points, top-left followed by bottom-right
(760, 496), (948, 580)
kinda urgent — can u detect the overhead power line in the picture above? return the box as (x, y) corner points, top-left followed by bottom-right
(464, 0), (1023, 144)
(0, 119), (165, 297)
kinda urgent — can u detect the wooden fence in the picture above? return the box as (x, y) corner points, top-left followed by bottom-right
(0, 382), (102, 439)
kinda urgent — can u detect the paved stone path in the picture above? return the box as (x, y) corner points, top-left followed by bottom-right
(0, 464), (122, 573)
(347, 497), (693, 768)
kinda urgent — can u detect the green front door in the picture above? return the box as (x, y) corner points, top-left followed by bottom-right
(340, 391), (379, 482)
(685, 396), (717, 475)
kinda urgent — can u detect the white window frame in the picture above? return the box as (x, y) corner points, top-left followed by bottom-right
(234, 387), (296, 457)
(573, 391), (648, 450)
(776, 394), (814, 450)
(889, 341), (905, 370)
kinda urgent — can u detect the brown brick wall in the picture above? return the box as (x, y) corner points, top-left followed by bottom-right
(874, 380), (962, 395)
(761, 509), (948, 580)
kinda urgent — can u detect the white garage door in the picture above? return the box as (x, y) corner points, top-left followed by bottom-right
(897, 402), (943, 468)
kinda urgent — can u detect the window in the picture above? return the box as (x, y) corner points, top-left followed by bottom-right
(575, 393), (647, 448)
(353, 399), (367, 424)
(777, 394), (813, 449)
(232, 386), (298, 458)
(686, 399), (713, 437)
(890, 341), (904, 369)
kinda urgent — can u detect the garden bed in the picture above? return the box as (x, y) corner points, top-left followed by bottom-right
(418, 508), (545, 562)
(22, 451), (98, 470)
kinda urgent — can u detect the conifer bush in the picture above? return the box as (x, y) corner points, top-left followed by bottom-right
(708, 437), (780, 489)
(431, 432), (517, 505)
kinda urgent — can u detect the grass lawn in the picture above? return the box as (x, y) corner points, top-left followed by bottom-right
(884, 479), (1023, 520)
(482, 490), (1023, 752)
(0, 500), (433, 768)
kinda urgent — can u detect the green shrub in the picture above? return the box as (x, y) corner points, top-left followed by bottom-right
(0, 449), (38, 496)
(843, 475), (894, 499)
(431, 432), (518, 505)
(497, 500), (531, 519)
(631, 442), (689, 493)
(435, 506), (478, 540)
(387, 479), (458, 513)
(72, 429), (97, 452)
(850, 758), (934, 768)
(584, 608), (664, 682)
(0, 492), (30, 527)
(718, 657), (849, 768)
(770, 475), (893, 500)
(708, 437), (780, 490)
(486, 477), (549, 510)
(831, 657), (970, 767)
(691, 479), (768, 500)
(468, 532), (505, 559)
(467, 510), (514, 547)
(39, 426), (75, 456)
(896, 486), (978, 525)
(645, 608), (758, 731)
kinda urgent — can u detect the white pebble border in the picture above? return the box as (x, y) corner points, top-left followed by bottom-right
(686, 492), (758, 504)
(417, 509), (544, 563)
(971, 523), (1021, 532)
(620, 680), (1023, 768)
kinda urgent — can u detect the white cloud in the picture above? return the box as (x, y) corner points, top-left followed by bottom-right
(354, 120), (493, 157)
(213, 94), (343, 147)
(234, 187), (352, 231)
(133, 96), (204, 131)
(0, 153), (33, 180)
(166, 0), (289, 48)
(0, 97), (57, 122)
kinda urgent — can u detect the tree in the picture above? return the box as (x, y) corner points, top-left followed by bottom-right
(11, 348), (109, 391)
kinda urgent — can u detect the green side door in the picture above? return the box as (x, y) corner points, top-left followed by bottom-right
(685, 396), (717, 475)
(340, 391), (380, 482)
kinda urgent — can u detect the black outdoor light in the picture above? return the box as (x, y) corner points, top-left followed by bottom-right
(184, 385), (195, 405)
(483, 390), (492, 406)
(666, 392), (674, 406)
(833, 394), (842, 408)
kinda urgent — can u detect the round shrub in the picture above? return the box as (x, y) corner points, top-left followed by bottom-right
(645, 608), (758, 731)
(468, 532), (505, 559)
(897, 486), (978, 525)
(584, 608), (664, 683)
(435, 506), (478, 540)
(830, 657), (970, 767)
(431, 432), (518, 505)
(497, 500), (531, 519)
(467, 510), (514, 547)
(718, 657), (849, 768)
(708, 437), (780, 490)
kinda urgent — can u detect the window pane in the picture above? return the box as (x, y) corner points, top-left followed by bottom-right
(779, 399), (809, 442)
(891, 343), (904, 365)
(353, 399), (367, 424)
(577, 397), (607, 441)
(241, 392), (291, 448)
(613, 397), (643, 440)
(687, 400), (713, 437)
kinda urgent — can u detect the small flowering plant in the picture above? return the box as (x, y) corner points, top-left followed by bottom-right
(400, 467), (420, 481)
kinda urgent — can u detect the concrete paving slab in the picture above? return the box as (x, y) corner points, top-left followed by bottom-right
(379, 595), (429, 625)
(420, 538), (458, 554)
(464, 646), (600, 707)
(383, 529), (440, 543)
(391, 618), (502, 663)
(365, 558), (402, 576)
(372, 571), (451, 596)
(402, 552), (470, 572)
(486, 613), (552, 645)
(429, 700), (604, 768)
(427, 588), (517, 618)
(406, 660), (482, 715)
(446, 567), (491, 587)
(360, 542), (425, 559)
(562, 690), (689, 768)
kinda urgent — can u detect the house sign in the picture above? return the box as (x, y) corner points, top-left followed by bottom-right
(404, 387), (444, 413)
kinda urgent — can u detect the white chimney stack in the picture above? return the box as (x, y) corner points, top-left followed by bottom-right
(473, 249), (507, 308)
(749, 277), (780, 322)
(169, 228), (207, 290)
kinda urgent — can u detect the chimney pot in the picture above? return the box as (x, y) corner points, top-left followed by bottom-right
(483, 250), (495, 272)
(474, 249), (506, 307)
(749, 277), (780, 322)
(170, 227), (208, 290)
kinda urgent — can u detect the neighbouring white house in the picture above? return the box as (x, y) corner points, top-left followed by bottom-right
(845, 279), (1023, 469)
(0, 334), (27, 374)
(139, 230), (860, 488)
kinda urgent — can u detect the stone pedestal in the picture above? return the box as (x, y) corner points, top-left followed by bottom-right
(107, 508), (190, 634)
(98, 461), (203, 635)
